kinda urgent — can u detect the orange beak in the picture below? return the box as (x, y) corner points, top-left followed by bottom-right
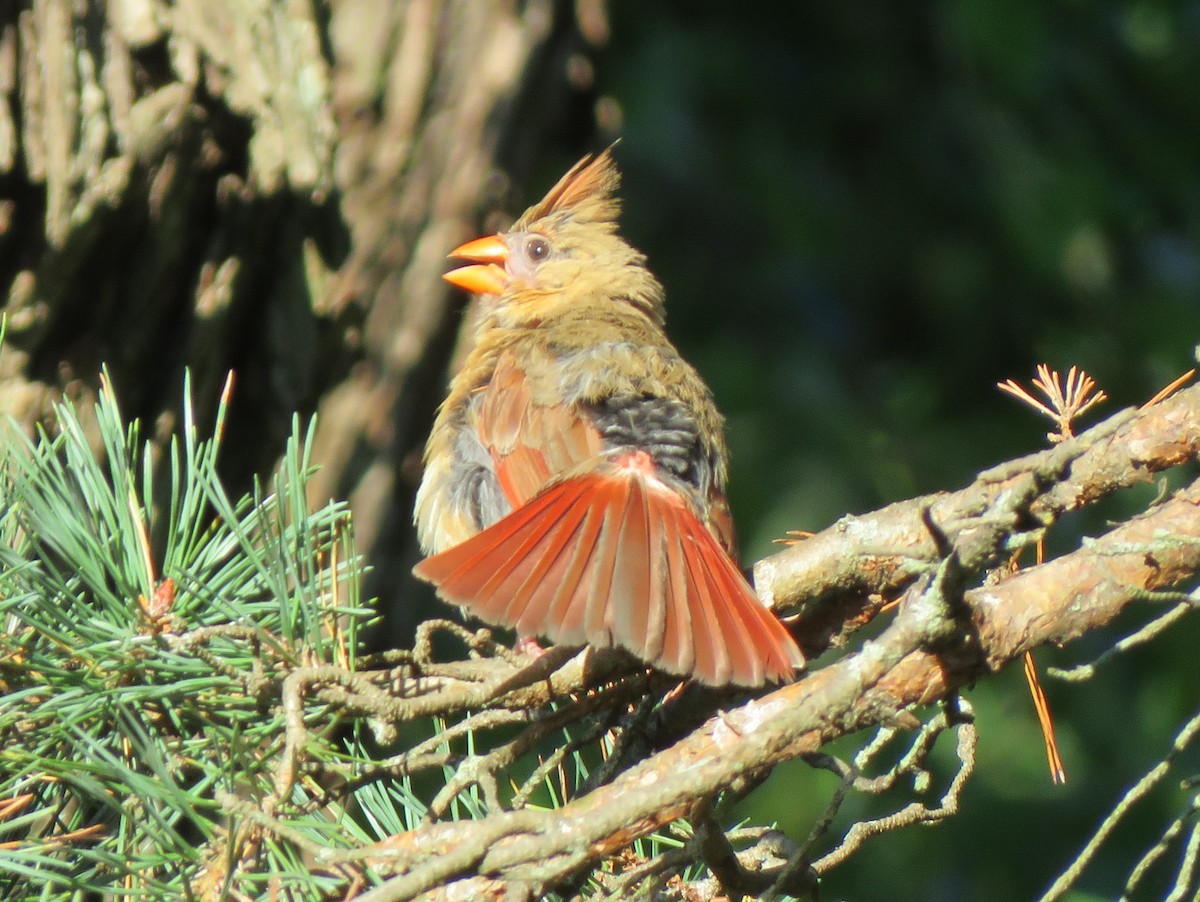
(443, 235), (509, 295)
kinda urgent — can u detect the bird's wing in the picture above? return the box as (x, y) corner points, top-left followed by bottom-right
(413, 352), (804, 686)
(471, 350), (606, 507)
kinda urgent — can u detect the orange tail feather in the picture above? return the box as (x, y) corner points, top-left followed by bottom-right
(413, 467), (804, 687)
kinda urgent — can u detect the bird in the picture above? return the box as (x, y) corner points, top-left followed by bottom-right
(412, 147), (804, 687)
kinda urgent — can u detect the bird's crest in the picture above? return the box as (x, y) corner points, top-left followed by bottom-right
(514, 143), (621, 231)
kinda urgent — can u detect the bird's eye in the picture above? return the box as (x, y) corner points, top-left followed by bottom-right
(524, 236), (551, 263)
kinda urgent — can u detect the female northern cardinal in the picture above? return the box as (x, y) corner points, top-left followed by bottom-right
(413, 148), (804, 686)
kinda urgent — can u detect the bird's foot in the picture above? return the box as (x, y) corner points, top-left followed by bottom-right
(513, 635), (546, 659)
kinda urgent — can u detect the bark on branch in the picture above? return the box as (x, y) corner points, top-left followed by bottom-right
(759, 383), (1199, 655)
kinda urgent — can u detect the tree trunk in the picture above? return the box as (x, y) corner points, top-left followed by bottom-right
(1, 0), (609, 637)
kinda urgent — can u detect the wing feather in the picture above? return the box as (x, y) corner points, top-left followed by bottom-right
(415, 353), (804, 686)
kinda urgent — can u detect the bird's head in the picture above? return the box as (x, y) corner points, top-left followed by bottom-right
(444, 146), (665, 325)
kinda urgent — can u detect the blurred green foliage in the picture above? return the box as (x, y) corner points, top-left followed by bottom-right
(575, 1), (1200, 898)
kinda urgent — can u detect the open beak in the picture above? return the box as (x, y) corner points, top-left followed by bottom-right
(443, 235), (509, 295)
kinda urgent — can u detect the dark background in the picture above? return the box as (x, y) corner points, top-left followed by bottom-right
(511, 3), (1200, 899)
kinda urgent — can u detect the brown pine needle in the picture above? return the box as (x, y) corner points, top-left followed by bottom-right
(998, 364), (1108, 443)
(1140, 368), (1195, 410)
(1009, 538), (1066, 784)
(0, 794), (32, 822)
(216, 370), (236, 444)
(0, 820), (106, 851)
(558, 758), (570, 806)
(773, 529), (815, 545)
(1024, 650), (1067, 784)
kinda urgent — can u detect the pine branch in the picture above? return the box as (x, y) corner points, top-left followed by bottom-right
(0, 374), (373, 897)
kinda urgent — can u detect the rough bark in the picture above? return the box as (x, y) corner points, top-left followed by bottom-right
(0, 0), (607, 636)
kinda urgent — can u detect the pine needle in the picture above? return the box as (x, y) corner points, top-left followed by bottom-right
(1024, 650), (1067, 785)
(998, 364), (1108, 443)
(1140, 368), (1195, 410)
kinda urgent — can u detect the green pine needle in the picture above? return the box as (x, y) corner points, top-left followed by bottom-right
(0, 372), (381, 898)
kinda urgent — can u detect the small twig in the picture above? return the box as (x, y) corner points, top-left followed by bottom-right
(428, 681), (639, 820)
(1049, 589), (1200, 682)
(1039, 705), (1200, 901)
(1122, 794), (1200, 900)
(693, 799), (750, 896)
(688, 802), (815, 901)
(218, 790), (332, 860)
(581, 685), (682, 792)
(858, 699), (971, 796)
(596, 846), (689, 900)
(765, 699), (974, 897)
(813, 700), (977, 874)
(331, 709), (532, 800)
(767, 754), (854, 897)
(412, 619), (512, 665)
(1164, 812), (1200, 902)
(277, 664), (410, 799)
(512, 730), (599, 810)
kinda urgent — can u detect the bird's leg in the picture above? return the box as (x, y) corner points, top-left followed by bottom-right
(513, 635), (546, 659)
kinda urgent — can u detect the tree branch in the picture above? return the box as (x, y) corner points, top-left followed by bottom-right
(329, 386), (1200, 899)
(757, 384), (1200, 654)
